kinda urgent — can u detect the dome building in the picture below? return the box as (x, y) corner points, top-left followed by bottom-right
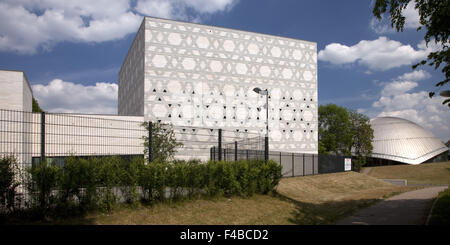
(368, 117), (448, 165)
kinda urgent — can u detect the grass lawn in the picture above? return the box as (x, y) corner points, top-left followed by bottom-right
(3, 172), (415, 225)
(363, 161), (450, 185)
(274, 171), (415, 224)
(428, 186), (450, 225)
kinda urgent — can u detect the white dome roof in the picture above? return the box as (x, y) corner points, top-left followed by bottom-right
(370, 117), (448, 165)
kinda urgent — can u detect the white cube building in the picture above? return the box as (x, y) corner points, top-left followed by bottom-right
(0, 70), (32, 112)
(119, 17), (318, 155)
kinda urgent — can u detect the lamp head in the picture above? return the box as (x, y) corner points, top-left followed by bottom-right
(253, 87), (261, 94)
(439, 90), (450, 97)
(253, 87), (268, 95)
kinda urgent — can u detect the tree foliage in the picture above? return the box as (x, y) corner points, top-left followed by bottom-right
(319, 104), (374, 171)
(348, 110), (374, 171)
(141, 121), (183, 163)
(32, 98), (44, 113)
(373, 0), (450, 106)
(318, 104), (353, 155)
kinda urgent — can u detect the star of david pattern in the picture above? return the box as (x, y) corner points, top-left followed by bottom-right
(120, 17), (318, 154)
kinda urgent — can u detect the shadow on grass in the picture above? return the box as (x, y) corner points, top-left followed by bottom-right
(273, 191), (442, 225)
(0, 212), (95, 225)
(0, 206), (100, 225)
(1, 199), (194, 225)
(272, 192), (382, 225)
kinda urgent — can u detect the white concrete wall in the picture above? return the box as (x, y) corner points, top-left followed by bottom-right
(31, 113), (145, 157)
(0, 70), (34, 193)
(22, 74), (32, 113)
(140, 17), (318, 158)
(118, 20), (145, 116)
(0, 70), (32, 111)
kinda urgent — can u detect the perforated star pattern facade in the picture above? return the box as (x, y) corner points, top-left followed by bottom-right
(119, 17), (318, 154)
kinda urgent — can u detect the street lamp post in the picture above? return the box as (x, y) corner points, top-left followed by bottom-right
(253, 87), (269, 162)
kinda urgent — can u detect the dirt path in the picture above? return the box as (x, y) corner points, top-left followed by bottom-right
(336, 186), (448, 225)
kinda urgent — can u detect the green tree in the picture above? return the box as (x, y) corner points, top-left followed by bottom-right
(318, 104), (353, 155)
(348, 110), (374, 172)
(319, 104), (374, 171)
(32, 97), (44, 112)
(141, 121), (183, 163)
(373, 0), (450, 106)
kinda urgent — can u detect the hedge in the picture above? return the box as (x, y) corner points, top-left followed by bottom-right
(18, 156), (282, 215)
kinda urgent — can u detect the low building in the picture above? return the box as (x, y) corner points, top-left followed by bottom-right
(367, 117), (448, 165)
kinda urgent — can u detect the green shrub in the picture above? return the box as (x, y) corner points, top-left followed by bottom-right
(205, 160), (220, 197)
(96, 156), (122, 212)
(185, 160), (205, 198)
(256, 160), (282, 194)
(167, 160), (186, 200)
(27, 160), (62, 212)
(215, 161), (240, 196)
(21, 156), (282, 218)
(119, 156), (144, 205)
(59, 156), (82, 205)
(0, 156), (21, 212)
(140, 161), (168, 203)
(232, 160), (258, 196)
(80, 157), (100, 210)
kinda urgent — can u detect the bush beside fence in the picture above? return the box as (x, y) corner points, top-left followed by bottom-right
(1, 155), (282, 217)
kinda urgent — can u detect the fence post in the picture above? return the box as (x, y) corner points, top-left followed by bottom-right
(234, 141), (238, 162)
(218, 129), (222, 161)
(246, 149), (248, 160)
(312, 154), (315, 175)
(279, 151), (282, 166)
(303, 154), (305, 176)
(264, 136), (269, 162)
(40, 112), (45, 163)
(148, 121), (153, 162)
(292, 153), (294, 177)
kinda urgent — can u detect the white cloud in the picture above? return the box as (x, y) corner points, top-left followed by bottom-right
(403, 1), (421, 29)
(135, 0), (236, 18)
(370, 16), (395, 35)
(359, 70), (450, 141)
(0, 0), (238, 54)
(397, 70), (431, 81)
(135, 0), (175, 20)
(318, 36), (431, 71)
(370, 1), (421, 34)
(380, 81), (418, 97)
(32, 79), (118, 114)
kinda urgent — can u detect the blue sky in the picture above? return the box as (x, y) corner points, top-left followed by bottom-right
(0, 0), (448, 140)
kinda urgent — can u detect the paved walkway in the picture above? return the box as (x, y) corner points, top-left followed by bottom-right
(336, 186), (448, 225)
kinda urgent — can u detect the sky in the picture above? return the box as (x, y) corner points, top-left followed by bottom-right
(0, 0), (448, 141)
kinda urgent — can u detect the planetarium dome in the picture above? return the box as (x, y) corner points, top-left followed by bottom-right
(370, 117), (448, 165)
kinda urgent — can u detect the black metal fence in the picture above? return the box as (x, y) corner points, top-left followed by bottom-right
(210, 146), (351, 177)
(0, 109), (267, 167)
(0, 109), (146, 169)
(318, 154), (349, 174)
(0, 108), (350, 203)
